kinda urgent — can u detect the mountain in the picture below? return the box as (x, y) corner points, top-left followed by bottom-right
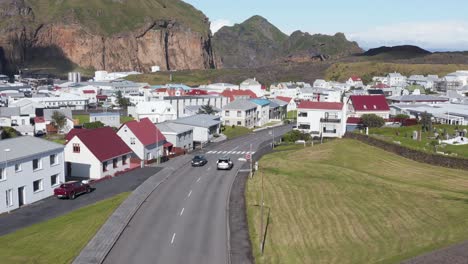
(213, 16), (363, 68)
(0, 0), (215, 75)
(363, 45), (431, 58)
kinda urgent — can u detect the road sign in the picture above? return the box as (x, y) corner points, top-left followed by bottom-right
(246, 153), (251, 160)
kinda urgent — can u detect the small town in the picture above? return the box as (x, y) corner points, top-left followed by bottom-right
(0, 1), (468, 264)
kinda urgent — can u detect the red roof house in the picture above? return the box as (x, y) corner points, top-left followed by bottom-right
(348, 95), (390, 118)
(276, 96), (293, 103)
(350, 76), (362, 82)
(117, 118), (167, 162)
(65, 127), (133, 179)
(221, 89), (257, 102)
(83, 90), (96, 94)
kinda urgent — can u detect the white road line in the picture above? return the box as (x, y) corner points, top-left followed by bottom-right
(227, 151), (233, 154)
(180, 208), (185, 216)
(222, 151), (228, 154)
(171, 233), (176, 244)
(187, 190), (192, 197)
(197, 177), (201, 182)
(207, 151), (214, 154)
(240, 151), (246, 154)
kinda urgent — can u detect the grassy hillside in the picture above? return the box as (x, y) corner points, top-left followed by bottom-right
(248, 139), (468, 264)
(23, 0), (208, 35)
(326, 62), (468, 82)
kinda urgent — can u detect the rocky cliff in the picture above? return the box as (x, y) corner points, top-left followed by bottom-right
(0, 0), (215, 75)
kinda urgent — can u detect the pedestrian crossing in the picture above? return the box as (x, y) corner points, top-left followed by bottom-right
(206, 150), (255, 155)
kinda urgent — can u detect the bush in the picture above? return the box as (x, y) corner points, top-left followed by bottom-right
(83, 121), (105, 129)
(282, 130), (311, 143)
(394, 114), (410, 119)
(361, 114), (385, 128)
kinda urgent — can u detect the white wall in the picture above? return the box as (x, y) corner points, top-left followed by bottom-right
(117, 125), (162, 161)
(0, 149), (65, 214)
(65, 137), (102, 179)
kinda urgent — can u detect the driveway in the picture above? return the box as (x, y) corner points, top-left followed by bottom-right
(0, 167), (162, 236)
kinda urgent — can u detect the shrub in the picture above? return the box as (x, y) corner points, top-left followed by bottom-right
(282, 130), (311, 143)
(361, 114), (385, 128)
(395, 114), (410, 119)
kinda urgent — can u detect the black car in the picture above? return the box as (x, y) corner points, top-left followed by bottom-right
(191, 155), (208, 167)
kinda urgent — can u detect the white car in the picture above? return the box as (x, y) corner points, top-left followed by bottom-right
(217, 157), (234, 170)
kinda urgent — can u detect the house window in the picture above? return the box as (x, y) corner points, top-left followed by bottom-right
(298, 124), (311, 130)
(15, 163), (21, 172)
(298, 112), (308, 117)
(237, 121), (242, 126)
(237, 111), (242, 117)
(33, 179), (43, 193)
(5, 189), (13, 207)
(103, 161), (108, 172)
(122, 155), (127, 165)
(73, 143), (80, 153)
(50, 174), (59, 187)
(0, 168), (5, 181)
(33, 158), (42, 171)
(113, 158), (118, 168)
(130, 138), (136, 145)
(225, 111), (230, 117)
(225, 120), (230, 125)
(50, 154), (58, 166)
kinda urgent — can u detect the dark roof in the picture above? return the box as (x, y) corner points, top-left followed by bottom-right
(68, 127), (132, 162)
(121, 118), (166, 146)
(298, 101), (344, 110)
(349, 95), (390, 111)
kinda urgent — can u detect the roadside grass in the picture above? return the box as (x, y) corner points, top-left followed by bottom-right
(73, 114), (90, 125)
(368, 124), (468, 158)
(247, 139), (468, 264)
(222, 126), (252, 139)
(45, 134), (66, 145)
(0, 192), (129, 264)
(120, 115), (134, 124)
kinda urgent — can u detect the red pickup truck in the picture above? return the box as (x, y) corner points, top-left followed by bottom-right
(54, 181), (91, 200)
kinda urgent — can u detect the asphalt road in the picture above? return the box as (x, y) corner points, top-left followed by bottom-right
(104, 125), (292, 264)
(0, 167), (161, 236)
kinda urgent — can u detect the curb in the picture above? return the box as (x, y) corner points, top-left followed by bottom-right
(72, 168), (173, 264)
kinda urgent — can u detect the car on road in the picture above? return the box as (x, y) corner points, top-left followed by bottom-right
(191, 155), (208, 167)
(217, 156), (233, 170)
(54, 181), (92, 200)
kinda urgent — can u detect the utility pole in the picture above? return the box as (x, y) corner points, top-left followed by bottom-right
(260, 163), (264, 254)
(249, 143), (253, 178)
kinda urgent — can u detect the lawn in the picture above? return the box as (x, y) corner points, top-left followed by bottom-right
(45, 134), (66, 145)
(368, 124), (468, 158)
(222, 126), (252, 139)
(0, 192), (129, 264)
(287, 110), (297, 119)
(247, 139), (468, 264)
(73, 114), (90, 125)
(120, 115), (135, 124)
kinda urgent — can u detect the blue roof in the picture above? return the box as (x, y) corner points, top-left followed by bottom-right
(250, 99), (270, 106)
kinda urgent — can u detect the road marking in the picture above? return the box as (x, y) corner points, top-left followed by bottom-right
(227, 151), (232, 154)
(171, 233), (176, 244)
(207, 151), (214, 154)
(188, 190), (192, 197)
(180, 208), (185, 216)
(197, 177), (201, 182)
(240, 151), (246, 154)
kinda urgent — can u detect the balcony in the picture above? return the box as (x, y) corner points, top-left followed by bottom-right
(320, 118), (341, 123)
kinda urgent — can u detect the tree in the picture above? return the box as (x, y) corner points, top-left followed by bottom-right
(394, 114), (410, 119)
(1, 127), (19, 139)
(361, 114), (385, 128)
(282, 130), (311, 143)
(420, 111), (433, 132)
(83, 121), (105, 129)
(197, 104), (218, 115)
(51, 111), (67, 131)
(116, 90), (131, 108)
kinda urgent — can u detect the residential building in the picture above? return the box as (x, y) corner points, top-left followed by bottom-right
(43, 109), (74, 134)
(387, 72), (408, 87)
(269, 99), (288, 120)
(346, 76), (364, 88)
(160, 95), (230, 119)
(275, 96), (297, 112)
(169, 115), (221, 146)
(347, 95), (390, 118)
(90, 112), (120, 127)
(199, 83), (239, 93)
(250, 99), (270, 127)
(387, 95), (449, 104)
(117, 118), (167, 164)
(156, 122), (194, 152)
(221, 99), (258, 128)
(183, 105), (221, 117)
(390, 103), (468, 125)
(220, 89), (257, 102)
(0, 137), (65, 214)
(0, 107), (30, 127)
(297, 101), (347, 138)
(127, 101), (176, 123)
(9, 94), (89, 110)
(240, 78), (264, 97)
(65, 127), (133, 179)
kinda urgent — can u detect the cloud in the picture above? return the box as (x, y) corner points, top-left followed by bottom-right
(348, 21), (468, 51)
(211, 19), (234, 33)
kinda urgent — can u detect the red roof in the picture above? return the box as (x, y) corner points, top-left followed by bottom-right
(276, 96), (293, 103)
(346, 117), (362, 124)
(155, 88), (168, 93)
(65, 128), (87, 141)
(372, 83), (390, 89)
(68, 127), (132, 162)
(121, 118), (166, 146)
(34, 117), (45, 123)
(221, 89), (257, 102)
(83, 90), (95, 94)
(350, 76), (362, 82)
(349, 95), (390, 111)
(96, 95), (108, 100)
(297, 101), (343, 110)
(186, 89), (208, 96)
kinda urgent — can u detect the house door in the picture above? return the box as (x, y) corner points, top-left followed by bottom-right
(18, 187), (25, 207)
(66, 162), (72, 178)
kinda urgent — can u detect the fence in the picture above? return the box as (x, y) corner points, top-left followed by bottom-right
(345, 133), (468, 171)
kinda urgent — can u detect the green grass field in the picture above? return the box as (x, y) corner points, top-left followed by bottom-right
(73, 114), (90, 125)
(287, 110), (297, 119)
(247, 139), (468, 264)
(120, 116), (135, 124)
(222, 126), (252, 139)
(0, 193), (129, 264)
(368, 124), (468, 158)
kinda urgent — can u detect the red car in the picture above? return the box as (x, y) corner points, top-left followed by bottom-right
(54, 181), (91, 200)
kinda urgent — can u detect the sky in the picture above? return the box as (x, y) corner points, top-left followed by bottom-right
(185, 0), (468, 51)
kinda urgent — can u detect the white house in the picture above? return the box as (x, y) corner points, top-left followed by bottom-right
(161, 95), (230, 119)
(117, 118), (167, 164)
(297, 101), (347, 138)
(0, 107), (31, 127)
(0, 137), (65, 214)
(127, 101), (176, 123)
(43, 109), (75, 134)
(156, 122), (194, 152)
(240, 78), (264, 97)
(275, 96), (297, 112)
(169, 115), (221, 146)
(250, 99), (271, 127)
(222, 99), (258, 128)
(347, 95), (390, 119)
(387, 72), (408, 87)
(346, 76), (364, 88)
(65, 127), (132, 179)
(90, 112), (120, 127)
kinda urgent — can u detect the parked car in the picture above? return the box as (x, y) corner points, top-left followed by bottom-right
(217, 156), (233, 170)
(54, 181), (91, 200)
(192, 155), (208, 167)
